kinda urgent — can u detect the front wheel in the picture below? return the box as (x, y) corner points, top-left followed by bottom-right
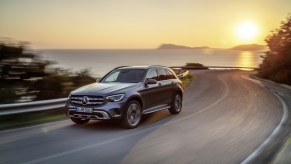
(70, 117), (89, 124)
(121, 100), (142, 129)
(169, 93), (182, 114)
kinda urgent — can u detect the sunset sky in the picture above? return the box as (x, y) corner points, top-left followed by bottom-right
(0, 0), (290, 49)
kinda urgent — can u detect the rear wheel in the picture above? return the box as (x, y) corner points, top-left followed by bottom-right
(169, 93), (182, 114)
(121, 100), (142, 129)
(70, 117), (89, 124)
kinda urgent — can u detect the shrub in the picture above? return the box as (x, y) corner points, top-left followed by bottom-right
(258, 15), (291, 85)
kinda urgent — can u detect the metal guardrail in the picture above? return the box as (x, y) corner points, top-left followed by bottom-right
(0, 98), (67, 116)
(0, 72), (190, 116)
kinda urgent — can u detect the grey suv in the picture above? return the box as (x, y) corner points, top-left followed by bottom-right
(66, 65), (183, 128)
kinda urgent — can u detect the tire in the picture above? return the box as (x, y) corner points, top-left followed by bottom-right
(70, 117), (89, 124)
(169, 93), (182, 114)
(121, 100), (142, 129)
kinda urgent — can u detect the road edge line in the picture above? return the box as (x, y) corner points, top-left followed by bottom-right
(240, 76), (289, 164)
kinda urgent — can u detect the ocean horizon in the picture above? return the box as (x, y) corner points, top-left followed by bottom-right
(39, 49), (264, 77)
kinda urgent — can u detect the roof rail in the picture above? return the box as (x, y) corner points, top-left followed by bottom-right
(149, 65), (167, 67)
(113, 66), (128, 69)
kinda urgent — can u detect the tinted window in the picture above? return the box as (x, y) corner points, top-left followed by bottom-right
(166, 69), (176, 79)
(102, 69), (145, 83)
(156, 68), (168, 81)
(146, 69), (158, 80)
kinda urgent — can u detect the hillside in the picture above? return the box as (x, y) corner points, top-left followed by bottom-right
(157, 44), (209, 49)
(230, 44), (267, 51)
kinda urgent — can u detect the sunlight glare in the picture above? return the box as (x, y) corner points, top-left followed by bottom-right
(236, 51), (255, 70)
(236, 21), (259, 41)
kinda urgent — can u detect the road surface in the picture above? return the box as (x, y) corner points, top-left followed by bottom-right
(0, 70), (283, 164)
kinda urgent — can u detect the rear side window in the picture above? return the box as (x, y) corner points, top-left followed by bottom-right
(146, 69), (158, 80)
(156, 68), (168, 81)
(166, 69), (177, 79)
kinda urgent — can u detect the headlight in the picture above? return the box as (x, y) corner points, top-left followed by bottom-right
(106, 94), (125, 102)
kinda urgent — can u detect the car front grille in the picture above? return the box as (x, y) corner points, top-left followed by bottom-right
(70, 95), (104, 106)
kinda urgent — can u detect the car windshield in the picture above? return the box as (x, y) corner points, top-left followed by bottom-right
(101, 69), (146, 83)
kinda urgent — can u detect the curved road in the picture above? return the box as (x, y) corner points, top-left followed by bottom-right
(0, 70), (283, 164)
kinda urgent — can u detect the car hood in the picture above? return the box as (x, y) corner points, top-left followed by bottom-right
(71, 82), (140, 96)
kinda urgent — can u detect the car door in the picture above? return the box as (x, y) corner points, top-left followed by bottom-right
(139, 68), (161, 111)
(156, 68), (173, 105)
(165, 68), (178, 104)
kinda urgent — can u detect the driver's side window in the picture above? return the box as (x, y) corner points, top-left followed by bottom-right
(146, 69), (158, 80)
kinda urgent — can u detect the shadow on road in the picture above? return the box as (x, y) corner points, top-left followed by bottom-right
(45, 110), (178, 163)
(67, 110), (174, 131)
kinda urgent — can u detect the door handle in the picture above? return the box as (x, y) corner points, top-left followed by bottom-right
(158, 83), (162, 86)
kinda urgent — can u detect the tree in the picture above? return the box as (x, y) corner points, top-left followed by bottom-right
(258, 15), (291, 85)
(0, 41), (50, 82)
(0, 40), (51, 103)
(28, 69), (95, 100)
(71, 69), (96, 87)
(0, 39), (96, 103)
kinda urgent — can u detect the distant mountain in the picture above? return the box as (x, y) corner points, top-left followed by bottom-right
(230, 44), (267, 51)
(157, 44), (209, 49)
(158, 43), (267, 51)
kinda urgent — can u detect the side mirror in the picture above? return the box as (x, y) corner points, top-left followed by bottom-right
(145, 78), (157, 85)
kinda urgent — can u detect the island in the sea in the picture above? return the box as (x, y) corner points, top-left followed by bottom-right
(157, 44), (209, 49)
(230, 44), (267, 51)
(157, 43), (267, 51)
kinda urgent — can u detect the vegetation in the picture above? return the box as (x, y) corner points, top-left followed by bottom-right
(181, 73), (193, 89)
(185, 63), (209, 69)
(172, 68), (193, 89)
(0, 39), (96, 103)
(28, 69), (95, 100)
(258, 15), (291, 85)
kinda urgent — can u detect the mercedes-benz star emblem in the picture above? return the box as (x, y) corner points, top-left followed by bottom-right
(82, 96), (89, 105)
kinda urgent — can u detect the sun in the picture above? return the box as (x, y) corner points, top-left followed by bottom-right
(235, 21), (259, 40)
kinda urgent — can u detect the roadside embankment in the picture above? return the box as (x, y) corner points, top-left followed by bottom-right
(251, 75), (291, 164)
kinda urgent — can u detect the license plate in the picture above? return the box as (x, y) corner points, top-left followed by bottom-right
(76, 107), (93, 113)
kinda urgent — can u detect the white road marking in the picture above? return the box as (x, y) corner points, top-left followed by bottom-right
(240, 75), (289, 164)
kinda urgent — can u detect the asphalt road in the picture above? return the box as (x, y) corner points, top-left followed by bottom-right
(0, 70), (283, 164)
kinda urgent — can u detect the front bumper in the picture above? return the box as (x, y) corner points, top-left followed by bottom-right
(68, 109), (111, 120)
(66, 100), (126, 120)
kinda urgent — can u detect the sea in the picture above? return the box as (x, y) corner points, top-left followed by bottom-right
(38, 49), (265, 77)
